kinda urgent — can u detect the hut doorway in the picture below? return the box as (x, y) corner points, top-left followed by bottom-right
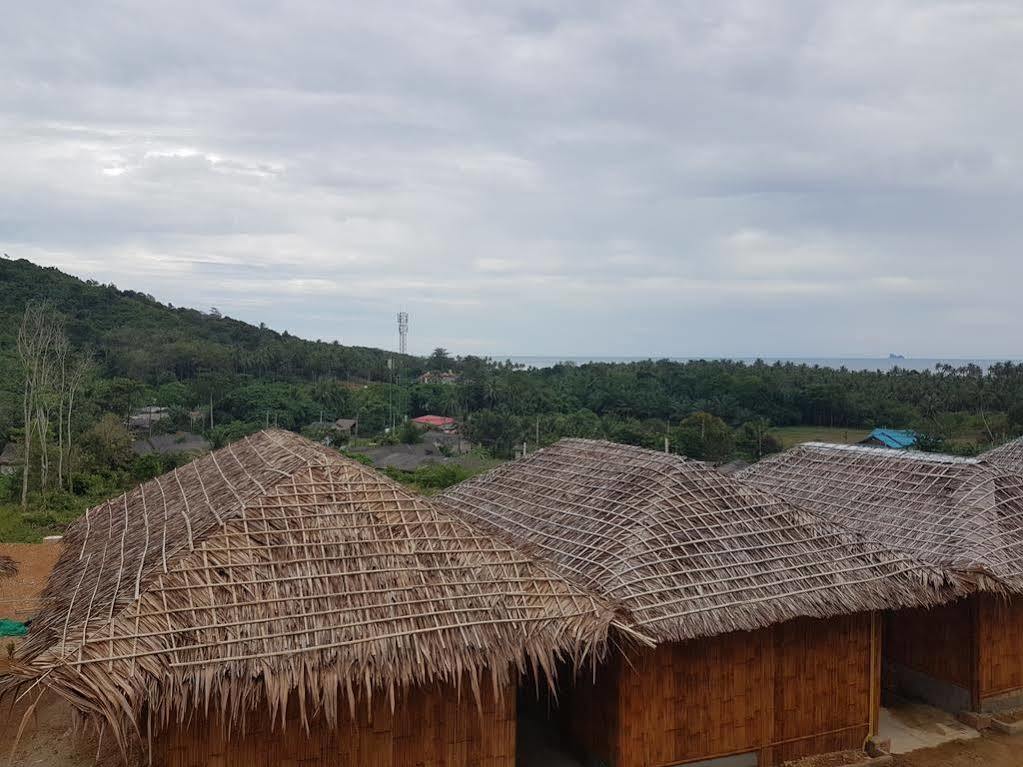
(516, 673), (585, 767)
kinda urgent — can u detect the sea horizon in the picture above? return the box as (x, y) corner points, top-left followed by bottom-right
(490, 355), (1022, 372)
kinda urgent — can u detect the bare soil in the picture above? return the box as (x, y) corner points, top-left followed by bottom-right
(891, 729), (1023, 767)
(992, 707), (1023, 724)
(0, 690), (109, 767)
(0, 542), (62, 620)
(782, 749), (870, 767)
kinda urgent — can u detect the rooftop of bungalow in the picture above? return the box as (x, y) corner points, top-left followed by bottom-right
(739, 441), (1023, 593)
(3, 429), (623, 751)
(981, 435), (1023, 474)
(438, 438), (961, 645)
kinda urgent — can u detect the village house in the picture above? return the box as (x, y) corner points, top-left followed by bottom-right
(127, 405), (171, 432)
(333, 417), (357, 436)
(440, 439), (959, 767)
(741, 443), (1023, 714)
(411, 414), (457, 431)
(0, 443), (19, 476)
(416, 370), (460, 385)
(858, 428), (918, 450)
(3, 430), (618, 767)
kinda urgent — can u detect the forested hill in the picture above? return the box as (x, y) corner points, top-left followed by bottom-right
(0, 257), (419, 384)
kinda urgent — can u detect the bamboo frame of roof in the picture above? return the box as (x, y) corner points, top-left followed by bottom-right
(2, 430), (624, 757)
(982, 436), (1023, 475)
(439, 439), (962, 644)
(740, 442), (1023, 592)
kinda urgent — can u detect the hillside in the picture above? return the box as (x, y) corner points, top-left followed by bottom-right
(0, 257), (419, 386)
(0, 257), (426, 444)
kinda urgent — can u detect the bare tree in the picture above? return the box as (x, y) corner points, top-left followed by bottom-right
(16, 303), (60, 506)
(55, 334), (69, 489)
(63, 353), (93, 484)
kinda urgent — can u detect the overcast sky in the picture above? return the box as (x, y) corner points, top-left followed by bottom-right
(3, 1), (1021, 358)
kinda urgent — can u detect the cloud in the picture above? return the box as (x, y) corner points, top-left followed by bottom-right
(1, 1), (1021, 357)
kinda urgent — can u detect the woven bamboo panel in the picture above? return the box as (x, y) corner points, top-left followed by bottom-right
(885, 598), (975, 689)
(566, 614), (874, 767)
(770, 615), (872, 764)
(979, 594), (1023, 700)
(156, 678), (515, 767)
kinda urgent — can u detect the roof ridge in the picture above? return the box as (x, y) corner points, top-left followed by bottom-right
(799, 441), (979, 464)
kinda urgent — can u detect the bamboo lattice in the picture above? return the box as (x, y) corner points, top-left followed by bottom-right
(982, 436), (1023, 475)
(740, 442), (1023, 592)
(4, 430), (620, 752)
(439, 439), (961, 643)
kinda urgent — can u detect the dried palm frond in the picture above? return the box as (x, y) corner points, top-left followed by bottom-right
(439, 438), (962, 643)
(741, 442), (1023, 592)
(0, 554), (17, 578)
(982, 436), (1023, 475)
(4, 430), (622, 755)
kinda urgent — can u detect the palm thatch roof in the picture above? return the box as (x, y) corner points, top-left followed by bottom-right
(439, 439), (961, 644)
(5, 430), (620, 751)
(982, 436), (1023, 474)
(740, 442), (1023, 592)
(0, 554), (17, 578)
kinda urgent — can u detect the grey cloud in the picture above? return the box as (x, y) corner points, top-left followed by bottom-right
(1, 1), (1021, 357)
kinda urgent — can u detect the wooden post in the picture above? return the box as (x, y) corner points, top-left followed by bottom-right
(869, 611), (881, 737)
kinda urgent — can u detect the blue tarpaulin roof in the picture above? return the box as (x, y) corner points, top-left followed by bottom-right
(862, 428), (917, 449)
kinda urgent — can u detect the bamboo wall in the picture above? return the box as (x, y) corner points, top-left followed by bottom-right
(978, 594), (1023, 707)
(567, 613), (878, 767)
(155, 679), (515, 767)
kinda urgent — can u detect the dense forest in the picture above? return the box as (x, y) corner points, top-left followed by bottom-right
(2, 256), (1022, 540)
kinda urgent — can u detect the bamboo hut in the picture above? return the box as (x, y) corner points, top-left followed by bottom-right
(440, 439), (959, 766)
(982, 435), (1023, 474)
(741, 442), (1023, 714)
(3, 429), (621, 767)
(0, 554), (17, 579)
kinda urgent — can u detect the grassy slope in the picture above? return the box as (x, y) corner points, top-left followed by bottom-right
(770, 425), (872, 449)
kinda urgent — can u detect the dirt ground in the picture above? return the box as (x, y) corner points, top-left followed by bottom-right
(0, 690), (109, 767)
(891, 728), (1023, 766)
(0, 542), (62, 620)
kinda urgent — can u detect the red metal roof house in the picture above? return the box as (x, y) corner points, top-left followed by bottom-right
(411, 415), (457, 430)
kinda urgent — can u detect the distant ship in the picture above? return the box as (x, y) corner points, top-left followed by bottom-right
(888, 353), (906, 360)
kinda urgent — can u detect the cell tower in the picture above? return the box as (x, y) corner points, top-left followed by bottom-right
(397, 311), (408, 355)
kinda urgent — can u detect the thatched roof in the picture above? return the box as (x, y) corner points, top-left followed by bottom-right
(439, 439), (960, 644)
(740, 442), (1023, 592)
(6, 430), (620, 749)
(982, 436), (1023, 474)
(0, 554), (17, 578)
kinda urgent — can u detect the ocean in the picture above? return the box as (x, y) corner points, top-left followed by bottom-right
(496, 356), (1018, 372)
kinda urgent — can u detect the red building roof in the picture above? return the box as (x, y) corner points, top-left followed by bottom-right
(411, 415), (456, 427)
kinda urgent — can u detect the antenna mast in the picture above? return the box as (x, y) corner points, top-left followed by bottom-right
(397, 311), (409, 355)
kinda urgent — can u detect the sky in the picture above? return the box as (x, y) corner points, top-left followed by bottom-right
(2, 1), (1021, 358)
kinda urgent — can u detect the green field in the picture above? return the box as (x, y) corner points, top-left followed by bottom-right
(769, 426), (872, 449)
